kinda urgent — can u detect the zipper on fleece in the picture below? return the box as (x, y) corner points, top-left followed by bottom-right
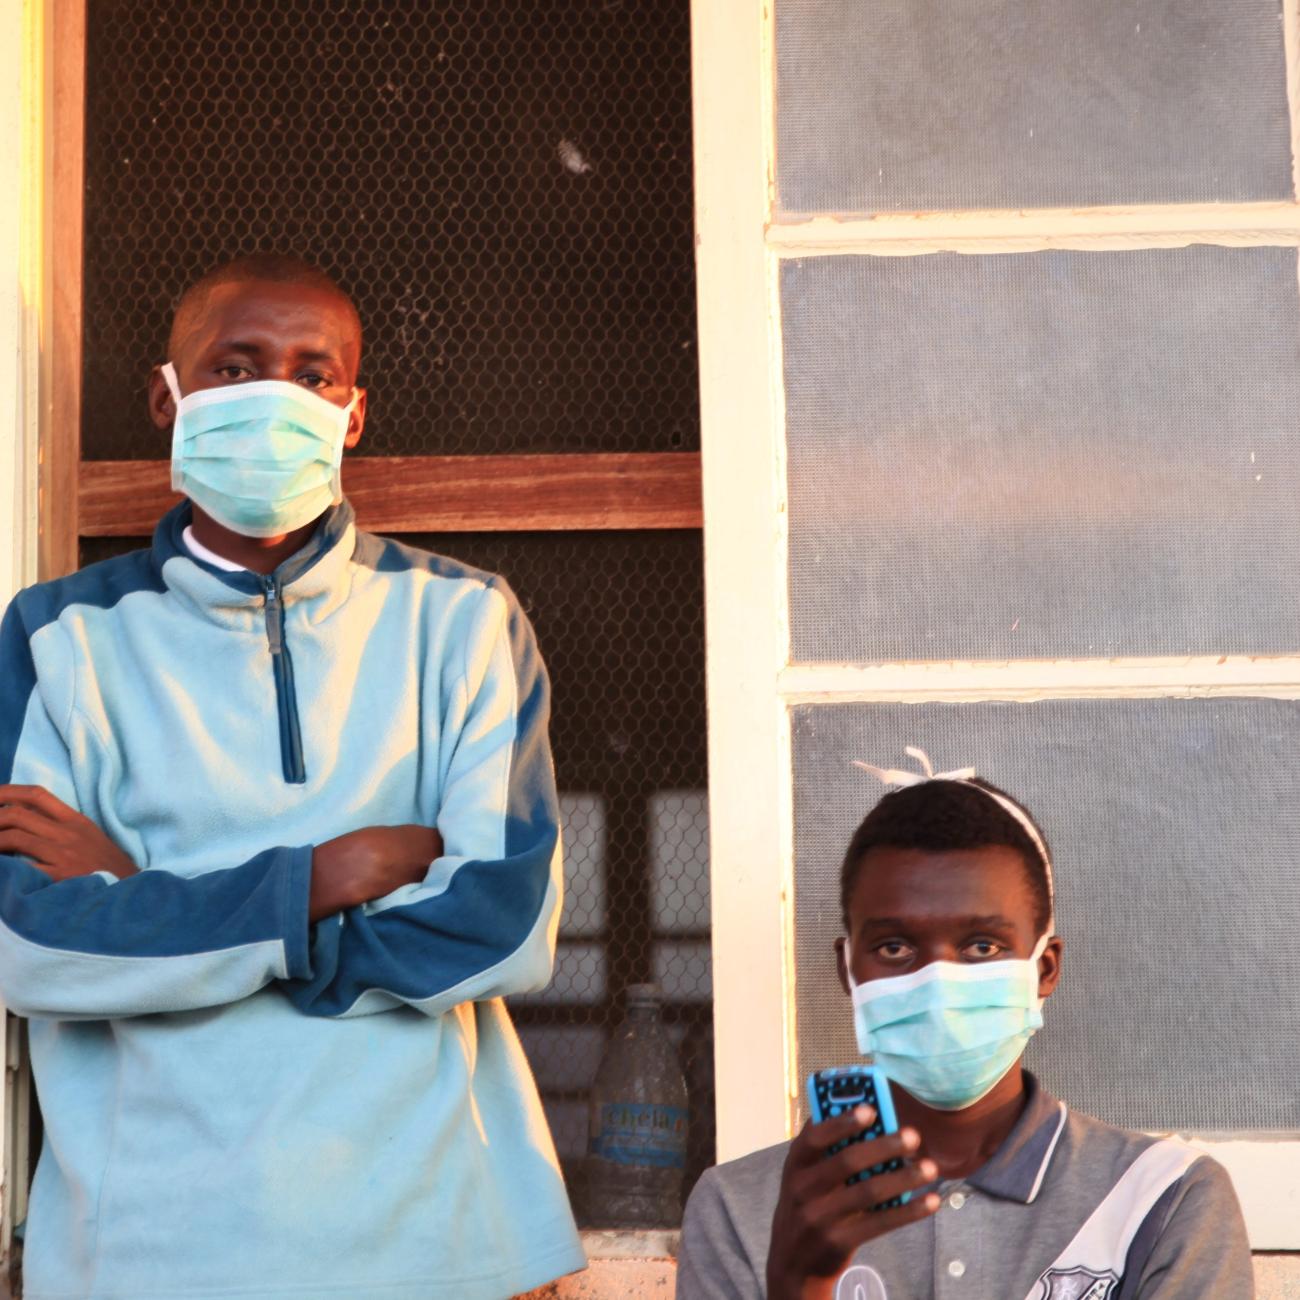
(262, 574), (307, 785)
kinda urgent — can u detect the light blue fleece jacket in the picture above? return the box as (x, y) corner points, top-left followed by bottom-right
(0, 500), (584, 1300)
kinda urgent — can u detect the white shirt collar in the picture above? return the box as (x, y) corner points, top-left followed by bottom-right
(182, 525), (247, 573)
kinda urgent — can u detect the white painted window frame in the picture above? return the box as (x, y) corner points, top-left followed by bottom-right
(693, 0), (1300, 1251)
(0, 0), (57, 1274)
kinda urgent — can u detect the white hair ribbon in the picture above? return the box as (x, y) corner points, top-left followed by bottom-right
(852, 745), (975, 788)
(852, 747), (1055, 930)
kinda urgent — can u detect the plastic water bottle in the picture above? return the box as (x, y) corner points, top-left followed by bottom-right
(585, 983), (690, 1226)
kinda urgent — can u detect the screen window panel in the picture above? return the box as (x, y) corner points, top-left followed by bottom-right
(775, 0), (1291, 213)
(791, 698), (1300, 1132)
(783, 246), (1300, 663)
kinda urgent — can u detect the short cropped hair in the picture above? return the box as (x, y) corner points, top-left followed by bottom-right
(168, 254), (362, 361)
(840, 778), (1053, 935)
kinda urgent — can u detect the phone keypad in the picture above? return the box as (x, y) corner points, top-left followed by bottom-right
(811, 1071), (905, 1208)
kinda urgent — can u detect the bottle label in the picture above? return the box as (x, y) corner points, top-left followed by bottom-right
(592, 1103), (689, 1168)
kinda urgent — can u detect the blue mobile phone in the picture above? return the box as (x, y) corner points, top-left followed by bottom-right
(806, 1066), (907, 1207)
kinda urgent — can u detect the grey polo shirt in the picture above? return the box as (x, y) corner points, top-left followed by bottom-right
(677, 1075), (1253, 1300)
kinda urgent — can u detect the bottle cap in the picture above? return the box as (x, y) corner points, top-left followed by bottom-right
(625, 983), (662, 1006)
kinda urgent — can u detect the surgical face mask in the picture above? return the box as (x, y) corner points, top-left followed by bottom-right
(847, 935), (1049, 1111)
(164, 362), (357, 538)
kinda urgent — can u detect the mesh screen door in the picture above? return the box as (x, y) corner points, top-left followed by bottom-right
(694, 0), (1300, 1248)
(72, 0), (710, 1223)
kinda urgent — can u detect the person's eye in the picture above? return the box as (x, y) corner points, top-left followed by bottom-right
(214, 365), (254, 382)
(873, 940), (913, 963)
(961, 939), (1005, 961)
(296, 371), (332, 390)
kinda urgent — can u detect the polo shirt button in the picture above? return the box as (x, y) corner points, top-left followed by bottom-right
(948, 1191), (966, 1209)
(948, 1260), (966, 1278)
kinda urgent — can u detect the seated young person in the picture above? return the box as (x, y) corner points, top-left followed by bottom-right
(0, 256), (584, 1299)
(677, 759), (1253, 1299)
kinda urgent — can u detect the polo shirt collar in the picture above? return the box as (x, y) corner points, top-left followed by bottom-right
(965, 1073), (1070, 1205)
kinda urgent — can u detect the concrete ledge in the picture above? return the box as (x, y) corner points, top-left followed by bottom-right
(580, 1229), (679, 1261)
(518, 1249), (1299, 1299)
(1257, 1254), (1300, 1299)
(519, 1258), (676, 1298)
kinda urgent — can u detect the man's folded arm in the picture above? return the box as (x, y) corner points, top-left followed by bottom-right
(282, 577), (562, 1020)
(0, 599), (314, 1020)
(0, 846), (313, 1020)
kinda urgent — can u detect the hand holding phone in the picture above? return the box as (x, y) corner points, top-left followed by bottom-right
(763, 1069), (941, 1300)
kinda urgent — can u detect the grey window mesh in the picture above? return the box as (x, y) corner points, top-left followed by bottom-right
(775, 0), (1291, 214)
(783, 246), (1300, 663)
(792, 699), (1300, 1132)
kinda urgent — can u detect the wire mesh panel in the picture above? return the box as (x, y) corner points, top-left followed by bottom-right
(80, 528), (715, 1209)
(783, 246), (1300, 662)
(82, 0), (698, 459)
(410, 531), (713, 1209)
(791, 699), (1300, 1132)
(776, 0), (1291, 213)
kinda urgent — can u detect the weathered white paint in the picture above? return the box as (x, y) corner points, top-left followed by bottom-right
(779, 656), (1300, 704)
(765, 201), (1300, 257)
(692, 0), (794, 1160)
(0, 0), (46, 1279)
(1182, 1138), (1300, 1251)
(0, 0), (41, 609)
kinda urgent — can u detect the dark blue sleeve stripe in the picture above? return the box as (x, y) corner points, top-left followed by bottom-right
(0, 846), (313, 974)
(283, 576), (557, 1016)
(0, 602), (39, 784)
(1115, 1177), (1183, 1299)
(1, 545), (166, 783)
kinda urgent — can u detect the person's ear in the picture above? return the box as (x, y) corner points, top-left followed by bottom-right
(835, 935), (852, 997)
(343, 387), (367, 451)
(1037, 936), (1064, 1000)
(148, 365), (176, 430)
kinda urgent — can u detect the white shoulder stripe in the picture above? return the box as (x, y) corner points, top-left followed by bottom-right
(1023, 1138), (1202, 1300)
(1026, 1101), (1070, 1203)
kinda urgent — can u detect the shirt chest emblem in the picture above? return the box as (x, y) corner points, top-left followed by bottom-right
(1037, 1266), (1119, 1300)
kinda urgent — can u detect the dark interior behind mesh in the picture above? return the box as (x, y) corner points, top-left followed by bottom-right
(82, 0), (698, 459)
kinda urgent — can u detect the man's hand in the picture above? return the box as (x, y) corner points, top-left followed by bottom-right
(309, 825), (444, 922)
(0, 785), (138, 881)
(765, 1106), (942, 1300)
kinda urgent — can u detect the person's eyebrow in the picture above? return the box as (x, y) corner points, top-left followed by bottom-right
(858, 917), (913, 932)
(207, 342), (345, 366)
(859, 914), (1020, 932)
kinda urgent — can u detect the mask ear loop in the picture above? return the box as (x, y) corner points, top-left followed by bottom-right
(163, 362), (188, 494)
(161, 361), (183, 405)
(327, 388), (361, 501)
